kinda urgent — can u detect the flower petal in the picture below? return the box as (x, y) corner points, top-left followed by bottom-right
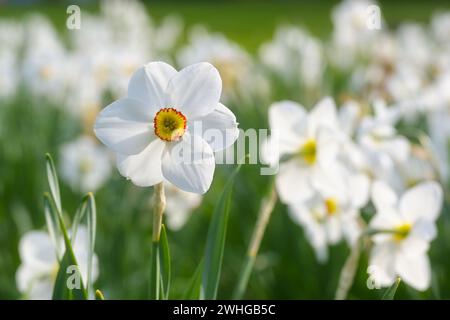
(395, 251), (431, 291)
(116, 138), (166, 187)
(161, 133), (215, 194)
(189, 103), (239, 151)
(399, 181), (443, 222)
(166, 62), (222, 118)
(368, 242), (398, 288)
(371, 180), (399, 211)
(268, 100), (307, 155)
(18, 231), (56, 269)
(307, 97), (338, 137)
(128, 61), (177, 108)
(276, 159), (313, 204)
(94, 98), (154, 155)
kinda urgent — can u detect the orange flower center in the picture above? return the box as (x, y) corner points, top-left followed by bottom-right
(153, 108), (187, 142)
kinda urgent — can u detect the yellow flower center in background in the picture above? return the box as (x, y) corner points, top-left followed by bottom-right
(325, 198), (338, 216)
(393, 223), (412, 241)
(299, 139), (317, 165)
(153, 108), (187, 142)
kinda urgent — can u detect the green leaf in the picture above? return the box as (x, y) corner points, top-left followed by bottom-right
(201, 164), (242, 300)
(382, 278), (401, 300)
(149, 241), (160, 300)
(45, 153), (62, 214)
(159, 224), (171, 300)
(44, 192), (63, 259)
(52, 250), (87, 300)
(183, 260), (203, 300)
(95, 290), (105, 300)
(45, 194), (87, 300)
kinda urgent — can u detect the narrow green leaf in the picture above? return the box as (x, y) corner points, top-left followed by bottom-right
(201, 164), (242, 300)
(52, 250), (87, 300)
(86, 193), (97, 298)
(159, 224), (171, 300)
(95, 290), (105, 300)
(382, 278), (401, 300)
(71, 199), (88, 242)
(44, 193), (63, 259)
(45, 194), (87, 300)
(45, 153), (62, 213)
(149, 241), (160, 300)
(183, 260), (203, 300)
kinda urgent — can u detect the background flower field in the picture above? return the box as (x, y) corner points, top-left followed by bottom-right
(1, 0), (450, 299)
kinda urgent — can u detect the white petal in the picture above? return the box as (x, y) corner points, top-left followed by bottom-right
(94, 98), (155, 155)
(161, 133), (215, 194)
(307, 97), (338, 137)
(395, 251), (431, 291)
(268, 101), (307, 154)
(399, 181), (443, 222)
(116, 138), (166, 187)
(166, 62), (222, 118)
(190, 103), (239, 151)
(316, 127), (339, 166)
(348, 173), (370, 208)
(18, 231), (56, 269)
(368, 242), (397, 287)
(128, 61), (177, 107)
(369, 206), (403, 232)
(371, 180), (398, 211)
(276, 159), (313, 204)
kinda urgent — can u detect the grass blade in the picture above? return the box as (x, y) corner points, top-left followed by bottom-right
(183, 260), (203, 300)
(95, 290), (105, 300)
(45, 194), (87, 300)
(45, 153), (62, 213)
(201, 164), (241, 300)
(382, 278), (401, 300)
(159, 224), (171, 300)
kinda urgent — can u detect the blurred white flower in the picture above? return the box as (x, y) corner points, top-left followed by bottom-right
(289, 168), (369, 262)
(178, 27), (252, 101)
(16, 226), (99, 300)
(330, 0), (381, 69)
(164, 181), (202, 231)
(94, 61), (239, 194)
(59, 136), (112, 193)
(357, 100), (410, 176)
(21, 15), (68, 105)
(431, 12), (450, 45)
(264, 98), (341, 205)
(368, 180), (442, 291)
(260, 25), (324, 89)
(0, 49), (18, 100)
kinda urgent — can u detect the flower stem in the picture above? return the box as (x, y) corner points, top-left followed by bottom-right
(152, 182), (166, 242)
(150, 182), (165, 299)
(233, 183), (277, 299)
(334, 238), (362, 300)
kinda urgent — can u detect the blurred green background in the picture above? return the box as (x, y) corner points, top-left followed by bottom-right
(1, 0), (450, 300)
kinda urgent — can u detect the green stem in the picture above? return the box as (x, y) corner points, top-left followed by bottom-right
(233, 184), (277, 299)
(150, 182), (165, 299)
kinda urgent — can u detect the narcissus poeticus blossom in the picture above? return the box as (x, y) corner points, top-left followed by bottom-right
(368, 180), (443, 291)
(94, 61), (239, 194)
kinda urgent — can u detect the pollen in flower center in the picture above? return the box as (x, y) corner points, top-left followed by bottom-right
(393, 223), (412, 241)
(299, 139), (317, 165)
(325, 198), (338, 216)
(153, 108), (187, 142)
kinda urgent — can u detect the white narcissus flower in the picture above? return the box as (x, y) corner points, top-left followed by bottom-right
(264, 98), (341, 205)
(289, 168), (369, 262)
(16, 226), (99, 300)
(59, 136), (112, 193)
(164, 181), (202, 231)
(368, 180), (443, 291)
(94, 61), (239, 194)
